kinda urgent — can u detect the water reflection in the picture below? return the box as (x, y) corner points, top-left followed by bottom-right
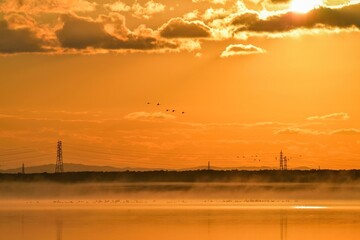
(21, 214), (24, 240)
(280, 211), (287, 240)
(56, 220), (63, 240)
(1, 207), (359, 240)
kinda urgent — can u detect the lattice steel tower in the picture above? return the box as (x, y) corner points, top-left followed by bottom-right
(279, 151), (288, 170)
(279, 150), (283, 170)
(55, 140), (64, 173)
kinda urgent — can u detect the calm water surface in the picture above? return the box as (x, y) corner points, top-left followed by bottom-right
(0, 202), (359, 240)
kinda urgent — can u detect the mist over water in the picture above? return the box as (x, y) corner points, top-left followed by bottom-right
(0, 182), (360, 200)
(1, 180), (359, 240)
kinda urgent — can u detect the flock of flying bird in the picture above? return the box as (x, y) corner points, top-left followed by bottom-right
(237, 155), (262, 162)
(147, 102), (186, 114)
(146, 101), (303, 163)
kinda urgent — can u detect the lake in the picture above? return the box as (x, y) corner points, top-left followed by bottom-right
(0, 200), (359, 240)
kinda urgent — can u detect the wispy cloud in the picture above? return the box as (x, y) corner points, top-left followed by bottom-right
(275, 127), (321, 135)
(307, 112), (350, 121)
(124, 111), (176, 121)
(275, 127), (360, 135)
(330, 128), (360, 135)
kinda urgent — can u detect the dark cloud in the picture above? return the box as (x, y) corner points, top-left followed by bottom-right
(56, 15), (118, 49)
(0, 20), (46, 53)
(270, 0), (291, 4)
(159, 18), (211, 38)
(56, 14), (177, 50)
(233, 3), (360, 33)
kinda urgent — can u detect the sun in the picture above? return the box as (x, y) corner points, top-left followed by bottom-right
(290, 0), (322, 14)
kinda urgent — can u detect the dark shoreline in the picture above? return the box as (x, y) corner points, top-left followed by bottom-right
(0, 170), (359, 183)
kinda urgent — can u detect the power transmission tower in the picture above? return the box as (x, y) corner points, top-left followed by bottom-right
(22, 163), (25, 174)
(55, 140), (64, 173)
(279, 151), (283, 170)
(283, 156), (287, 170)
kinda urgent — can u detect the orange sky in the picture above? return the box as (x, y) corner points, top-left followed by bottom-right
(1, 0), (360, 170)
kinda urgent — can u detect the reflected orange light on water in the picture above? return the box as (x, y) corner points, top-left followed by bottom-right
(293, 205), (328, 209)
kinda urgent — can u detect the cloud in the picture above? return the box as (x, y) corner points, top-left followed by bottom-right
(179, 121), (293, 129)
(105, 1), (165, 19)
(159, 18), (212, 38)
(329, 128), (360, 135)
(56, 14), (122, 49)
(269, 0), (291, 4)
(220, 43), (266, 57)
(132, 0), (165, 19)
(183, 10), (200, 20)
(0, 0), (97, 13)
(0, 19), (46, 53)
(275, 127), (321, 135)
(232, 3), (360, 34)
(0, 12), (203, 55)
(307, 112), (350, 121)
(104, 1), (131, 12)
(0, 113), (18, 119)
(0, 112), (103, 123)
(124, 112), (176, 121)
(3, 0), (360, 56)
(202, 7), (229, 21)
(275, 127), (360, 135)
(56, 14), (178, 51)
(192, 0), (229, 4)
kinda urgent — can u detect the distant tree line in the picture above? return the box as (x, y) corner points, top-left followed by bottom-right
(0, 170), (359, 183)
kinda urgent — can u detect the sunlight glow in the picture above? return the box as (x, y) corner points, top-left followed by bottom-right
(290, 0), (322, 13)
(293, 206), (328, 209)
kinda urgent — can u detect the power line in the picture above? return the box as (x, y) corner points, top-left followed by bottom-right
(0, 141), (305, 170)
(65, 142), (285, 157)
(0, 149), (52, 157)
(0, 142), (53, 150)
(0, 144), (53, 154)
(66, 156), (185, 168)
(0, 154), (54, 163)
